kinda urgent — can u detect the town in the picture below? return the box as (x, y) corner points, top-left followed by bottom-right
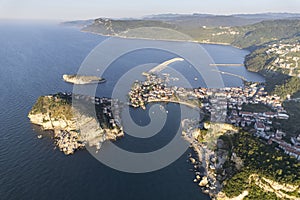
(266, 42), (300, 77)
(129, 73), (300, 161)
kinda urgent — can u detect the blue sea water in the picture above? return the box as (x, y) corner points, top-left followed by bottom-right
(0, 23), (264, 200)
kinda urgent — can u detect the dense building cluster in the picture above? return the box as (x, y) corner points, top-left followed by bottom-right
(129, 75), (300, 161)
(266, 43), (300, 76)
(129, 73), (199, 109)
(196, 84), (300, 161)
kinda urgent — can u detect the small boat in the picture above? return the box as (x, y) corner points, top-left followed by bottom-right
(37, 135), (43, 139)
(159, 105), (165, 112)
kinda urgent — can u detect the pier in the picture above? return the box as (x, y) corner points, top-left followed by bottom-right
(210, 63), (244, 67)
(149, 57), (184, 73)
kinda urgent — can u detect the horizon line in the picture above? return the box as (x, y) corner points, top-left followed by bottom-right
(1, 12), (300, 22)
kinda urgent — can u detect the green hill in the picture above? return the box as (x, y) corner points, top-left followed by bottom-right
(232, 20), (300, 49)
(82, 18), (300, 49)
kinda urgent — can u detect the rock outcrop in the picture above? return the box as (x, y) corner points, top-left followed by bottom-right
(199, 176), (209, 187)
(28, 93), (123, 155)
(63, 74), (106, 85)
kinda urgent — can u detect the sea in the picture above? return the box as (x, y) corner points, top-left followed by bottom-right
(0, 22), (264, 200)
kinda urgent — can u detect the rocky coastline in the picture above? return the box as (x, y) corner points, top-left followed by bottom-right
(182, 120), (239, 199)
(28, 93), (124, 155)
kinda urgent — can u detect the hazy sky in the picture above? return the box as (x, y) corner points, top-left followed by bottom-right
(0, 0), (300, 20)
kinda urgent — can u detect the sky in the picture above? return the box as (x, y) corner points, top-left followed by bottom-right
(0, 0), (300, 20)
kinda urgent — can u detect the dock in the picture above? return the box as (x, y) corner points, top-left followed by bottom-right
(149, 58), (184, 73)
(210, 64), (244, 67)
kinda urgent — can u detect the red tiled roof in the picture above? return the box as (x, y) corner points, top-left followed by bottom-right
(255, 122), (265, 129)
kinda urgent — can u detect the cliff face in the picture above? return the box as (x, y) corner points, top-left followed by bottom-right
(28, 112), (76, 131)
(28, 94), (123, 155)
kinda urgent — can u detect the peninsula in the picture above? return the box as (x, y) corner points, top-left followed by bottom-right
(129, 72), (300, 199)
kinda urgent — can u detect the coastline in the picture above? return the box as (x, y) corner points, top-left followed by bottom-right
(80, 29), (240, 49)
(147, 99), (200, 110)
(32, 26), (293, 198)
(1, 21), (298, 200)
(28, 93), (124, 155)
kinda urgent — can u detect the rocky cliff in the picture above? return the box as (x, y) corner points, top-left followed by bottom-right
(28, 93), (123, 155)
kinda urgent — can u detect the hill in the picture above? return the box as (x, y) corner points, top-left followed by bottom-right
(244, 36), (300, 99)
(82, 17), (300, 49)
(144, 13), (300, 27)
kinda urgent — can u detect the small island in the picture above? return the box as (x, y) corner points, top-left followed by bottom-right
(63, 74), (106, 84)
(28, 92), (123, 155)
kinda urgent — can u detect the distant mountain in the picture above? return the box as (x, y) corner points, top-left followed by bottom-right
(143, 13), (300, 27)
(64, 13), (300, 29)
(143, 13), (213, 20)
(233, 13), (300, 19)
(143, 14), (261, 27)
